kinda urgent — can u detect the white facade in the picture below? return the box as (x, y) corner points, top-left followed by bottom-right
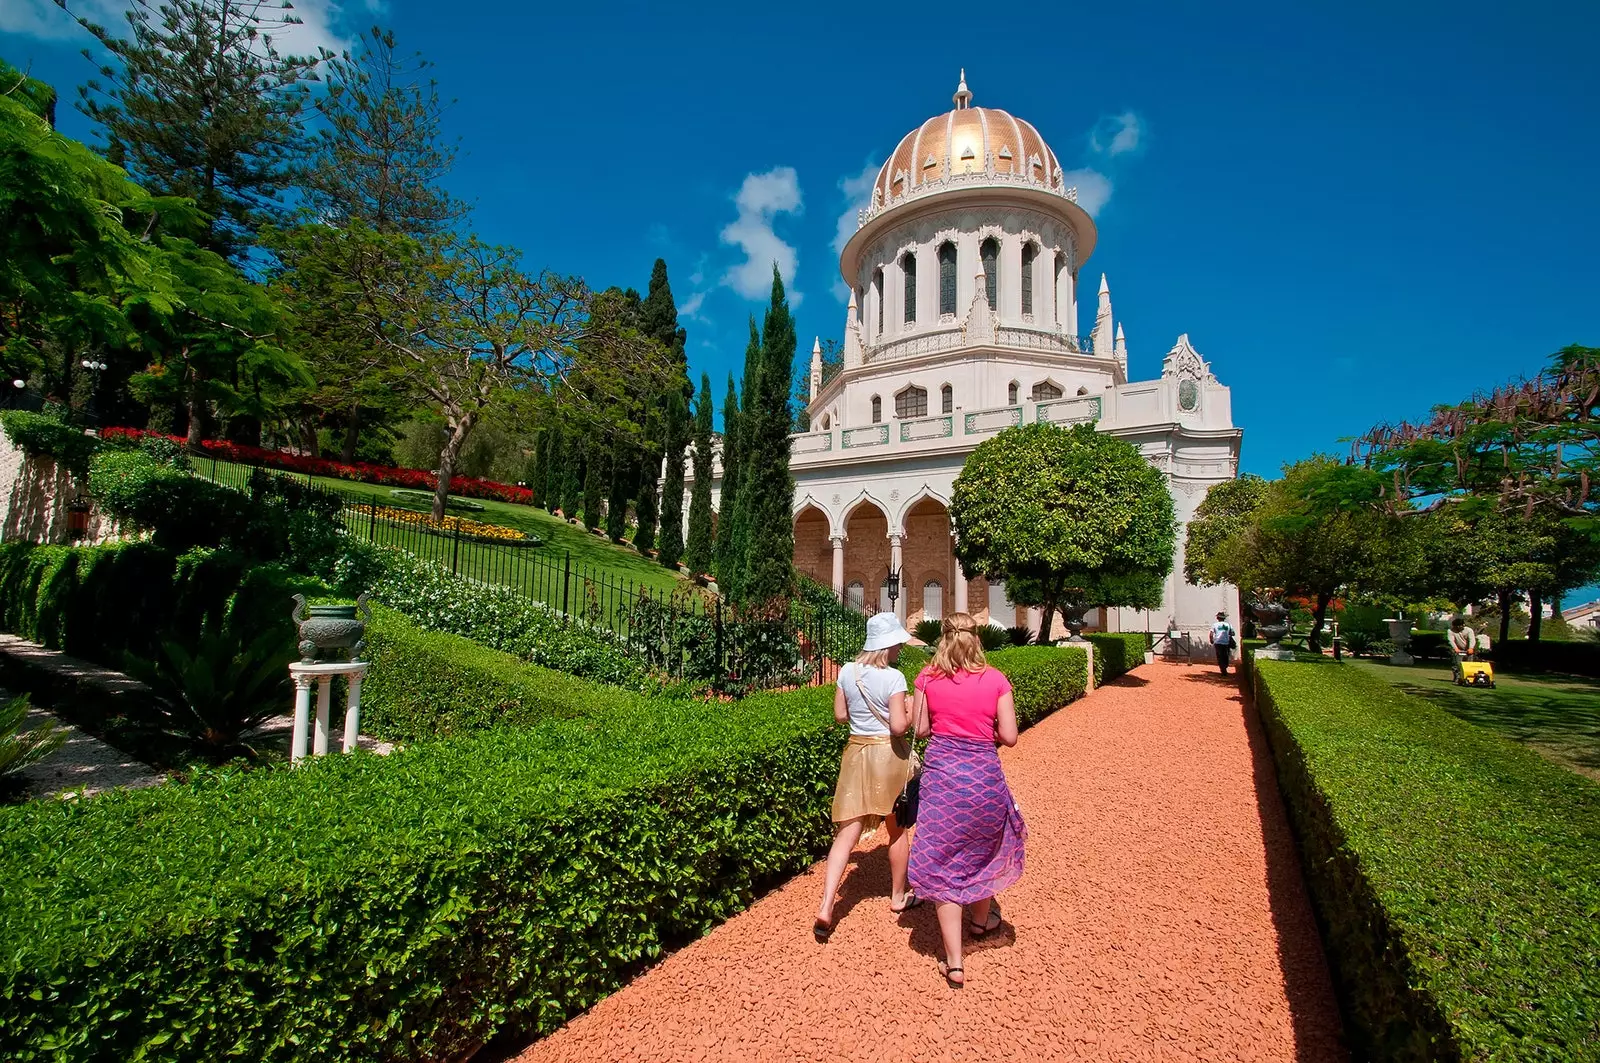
(689, 75), (1242, 637)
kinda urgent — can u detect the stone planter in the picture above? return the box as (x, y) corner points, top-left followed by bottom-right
(292, 593), (371, 664)
(1384, 618), (1414, 665)
(1061, 599), (1089, 642)
(1250, 600), (1295, 661)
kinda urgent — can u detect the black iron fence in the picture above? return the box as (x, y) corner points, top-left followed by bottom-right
(203, 456), (865, 690)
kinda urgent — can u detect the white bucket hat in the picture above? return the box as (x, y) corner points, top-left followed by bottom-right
(863, 611), (912, 651)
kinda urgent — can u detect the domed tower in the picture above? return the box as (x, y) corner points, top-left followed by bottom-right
(827, 72), (1110, 429)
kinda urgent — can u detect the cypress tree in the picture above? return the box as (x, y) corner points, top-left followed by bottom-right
(606, 444), (634, 543)
(684, 373), (716, 577)
(656, 391), (687, 570)
(724, 318), (762, 597)
(634, 439), (660, 554)
(560, 438), (584, 518)
(714, 373), (741, 586)
(582, 435), (607, 531)
(527, 430), (548, 508)
(542, 423), (564, 512)
(738, 266), (798, 604)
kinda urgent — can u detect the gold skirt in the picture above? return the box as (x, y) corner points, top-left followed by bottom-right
(831, 734), (914, 829)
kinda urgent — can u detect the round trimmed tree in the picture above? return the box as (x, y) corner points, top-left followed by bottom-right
(951, 423), (1176, 642)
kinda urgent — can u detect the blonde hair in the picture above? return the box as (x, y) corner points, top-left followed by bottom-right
(930, 611), (987, 677)
(855, 647), (893, 669)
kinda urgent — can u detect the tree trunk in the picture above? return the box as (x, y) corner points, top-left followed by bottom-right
(185, 371), (206, 449)
(1037, 583), (1058, 645)
(1528, 590), (1543, 642)
(1308, 592), (1332, 652)
(1497, 589), (1513, 645)
(340, 404), (361, 464)
(433, 415), (473, 520)
(300, 416), (320, 458)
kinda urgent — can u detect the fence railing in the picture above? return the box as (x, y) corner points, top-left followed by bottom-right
(202, 455), (864, 690)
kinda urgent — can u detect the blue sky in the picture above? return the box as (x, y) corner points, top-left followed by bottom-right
(4, 0), (1597, 485)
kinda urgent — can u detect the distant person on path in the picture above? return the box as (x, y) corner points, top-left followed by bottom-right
(907, 612), (1026, 988)
(1210, 612), (1237, 674)
(814, 612), (920, 944)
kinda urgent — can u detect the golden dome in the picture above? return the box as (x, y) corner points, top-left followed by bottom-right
(872, 71), (1063, 207)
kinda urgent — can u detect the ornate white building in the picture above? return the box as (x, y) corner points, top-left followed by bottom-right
(694, 74), (1242, 637)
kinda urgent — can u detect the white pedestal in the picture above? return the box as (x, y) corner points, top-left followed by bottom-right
(288, 662), (370, 763)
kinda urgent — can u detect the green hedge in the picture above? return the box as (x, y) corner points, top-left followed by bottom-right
(360, 605), (642, 741)
(1084, 632), (1146, 684)
(0, 410), (97, 476)
(990, 645), (1089, 726)
(1492, 638), (1600, 679)
(1251, 659), (1600, 1060)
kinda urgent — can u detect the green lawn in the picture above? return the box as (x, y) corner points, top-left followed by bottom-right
(198, 458), (695, 599)
(1349, 657), (1600, 781)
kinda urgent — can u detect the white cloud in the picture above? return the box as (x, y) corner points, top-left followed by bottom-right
(5, 0), (369, 56)
(677, 290), (707, 320)
(831, 162), (879, 257)
(1090, 111), (1142, 157)
(720, 166), (803, 307)
(1060, 168), (1113, 217)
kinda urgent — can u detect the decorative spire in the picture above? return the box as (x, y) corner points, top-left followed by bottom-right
(1114, 323), (1128, 384)
(1092, 275), (1114, 358)
(844, 297), (863, 368)
(1098, 272), (1109, 295)
(953, 68), (972, 109)
(809, 337), (823, 401)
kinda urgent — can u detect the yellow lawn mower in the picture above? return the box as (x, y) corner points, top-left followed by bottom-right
(1456, 659), (1496, 688)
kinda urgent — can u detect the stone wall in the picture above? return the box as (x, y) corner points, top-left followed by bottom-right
(0, 433), (117, 545)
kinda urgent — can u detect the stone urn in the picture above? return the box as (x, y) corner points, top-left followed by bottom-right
(1384, 617), (1414, 665)
(1060, 597), (1090, 642)
(1250, 599), (1294, 661)
(292, 593), (371, 664)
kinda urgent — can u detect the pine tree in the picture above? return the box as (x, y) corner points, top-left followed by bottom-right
(606, 445), (634, 543)
(67, 0), (327, 260)
(582, 435), (607, 531)
(656, 391), (687, 570)
(724, 319), (762, 596)
(527, 429), (547, 507)
(737, 266), (798, 604)
(714, 373), (741, 585)
(684, 373), (716, 577)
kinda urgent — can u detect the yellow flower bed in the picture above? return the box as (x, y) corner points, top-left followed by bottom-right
(375, 506), (528, 542)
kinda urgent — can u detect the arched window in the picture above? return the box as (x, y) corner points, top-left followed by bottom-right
(821, 413), (831, 430)
(981, 237), (1000, 310)
(1030, 381), (1064, 401)
(872, 269), (884, 334)
(871, 395), (882, 424)
(923, 580), (943, 621)
(938, 242), (957, 316)
(1021, 244), (1036, 316)
(846, 581), (865, 611)
(1007, 381), (1019, 405)
(941, 384), (953, 414)
(895, 385), (927, 419)
(902, 253), (917, 324)
(1076, 386), (1089, 397)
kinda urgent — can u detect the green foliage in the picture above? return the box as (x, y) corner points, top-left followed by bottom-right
(1084, 632), (1146, 684)
(714, 372), (741, 584)
(656, 391), (687, 569)
(986, 646), (1089, 727)
(1005, 624), (1034, 647)
(581, 433), (606, 532)
(976, 624), (1011, 652)
(0, 410), (97, 476)
(605, 446), (634, 543)
(734, 269), (798, 604)
(121, 628), (292, 758)
(952, 423), (1175, 642)
(684, 373), (716, 576)
(0, 693), (64, 788)
(1492, 639), (1600, 679)
(1183, 474), (1269, 586)
(1251, 659), (1600, 1060)
(913, 618), (943, 644)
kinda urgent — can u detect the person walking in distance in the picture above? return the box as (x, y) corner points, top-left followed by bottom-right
(1210, 612), (1237, 674)
(813, 612), (921, 943)
(907, 613), (1026, 988)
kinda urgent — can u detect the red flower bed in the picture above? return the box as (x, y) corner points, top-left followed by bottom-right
(102, 427), (534, 505)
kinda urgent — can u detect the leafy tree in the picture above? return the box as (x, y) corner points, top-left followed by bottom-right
(62, 0), (328, 260)
(714, 372), (741, 584)
(1184, 474), (1269, 587)
(656, 390), (687, 570)
(684, 372), (715, 576)
(735, 267), (798, 604)
(951, 422), (1176, 644)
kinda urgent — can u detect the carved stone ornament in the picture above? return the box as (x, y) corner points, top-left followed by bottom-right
(1161, 334), (1217, 384)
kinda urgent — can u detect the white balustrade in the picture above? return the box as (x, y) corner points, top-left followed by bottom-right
(288, 661), (369, 763)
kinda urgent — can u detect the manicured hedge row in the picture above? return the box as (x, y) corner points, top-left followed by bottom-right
(0, 628), (1097, 1061)
(0, 410), (96, 476)
(1084, 632), (1146, 683)
(1251, 659), (1600, 1061)
(1491, 638), (1600, 679)
(360, 605), (641, 741)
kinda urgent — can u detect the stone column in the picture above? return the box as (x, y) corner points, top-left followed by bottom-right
(289, 671), (313, 763)
(830, 534), (846, 600)
(889, 533), (906, 622)
(313, 676), (333, 756)
(342, 666), (367, 754)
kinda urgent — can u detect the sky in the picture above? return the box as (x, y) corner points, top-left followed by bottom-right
(4, 2), (1598, 491)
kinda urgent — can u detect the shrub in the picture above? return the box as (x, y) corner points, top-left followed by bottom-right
(1005, 624), (1034, 647)
(89, 449), (256, 552)
(988, 646), (1089, 726)
(121, 629), (295, 759)
(1251, 659), (1600, 1060)
(1341, 629), (1373, 656)
(1408, 630), (1448, 661)
(977, 624), (1010, 651)
(913, 618), (942, 644)
(1491, 638), (1600, 678)
(0, 409), (97, 476)
(0, 693), (64, 793)
(1084, 631), (1146, 683)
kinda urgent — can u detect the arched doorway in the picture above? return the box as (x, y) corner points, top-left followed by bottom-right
(902, 495), (953, 623)
(792, 505), (831, 588)
(844, 499), (889, 612)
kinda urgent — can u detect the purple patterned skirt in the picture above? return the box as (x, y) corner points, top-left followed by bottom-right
(907, 735), (1028, 904)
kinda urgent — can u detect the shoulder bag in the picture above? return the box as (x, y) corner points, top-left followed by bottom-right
(854, 668), (923, 826)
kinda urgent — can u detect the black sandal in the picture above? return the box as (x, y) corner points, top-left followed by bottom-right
(890, 889), (922, 913)
(812, 917), (834, 944)
(938, 960), (965, 989)
(968, 909), (1003, 937)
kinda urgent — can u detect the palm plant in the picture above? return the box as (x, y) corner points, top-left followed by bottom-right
(1005, 625), (1035, 647)
(0, 694), (65, 788)
(123, 629), (291, 759)
(913, 619), (943, 644)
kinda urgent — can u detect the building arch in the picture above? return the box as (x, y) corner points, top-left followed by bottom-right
(894, 485), (953, 536)
(1007, 380), (1020, 405)
(871, 394), (883, 423)
(1030, 379), (1064, 401)
(894, 383), (928, 419)
(940, 382), (954, 414)
(841, 490), (891, 528)
(792, 502), (833, 586)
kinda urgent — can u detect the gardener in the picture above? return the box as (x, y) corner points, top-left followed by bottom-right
(1209, 612), (1237, 674)
(1449, 617), (1476, 679)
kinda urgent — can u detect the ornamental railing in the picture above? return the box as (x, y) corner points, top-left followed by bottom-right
(866, 323), (1096, 365)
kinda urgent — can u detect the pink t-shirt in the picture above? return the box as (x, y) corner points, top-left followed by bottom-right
(914, 666), (1013, 740)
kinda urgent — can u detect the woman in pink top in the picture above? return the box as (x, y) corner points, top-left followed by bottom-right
(906, 612), (1027, 988)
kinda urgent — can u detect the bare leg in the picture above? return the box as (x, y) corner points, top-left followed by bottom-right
(886, 813), (912, 907)
(967, 895), (993, 931)
(817, 818), (864, 924)
(935, 901), (965, 984)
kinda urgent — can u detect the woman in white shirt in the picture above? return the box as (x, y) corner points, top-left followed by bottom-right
(814, 612), (919, 942)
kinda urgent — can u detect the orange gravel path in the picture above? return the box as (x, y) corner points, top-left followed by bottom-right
(502, 663), (1346, 1063)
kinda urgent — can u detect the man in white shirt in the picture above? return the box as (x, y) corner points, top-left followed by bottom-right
(1209, 612), (1237, 675)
